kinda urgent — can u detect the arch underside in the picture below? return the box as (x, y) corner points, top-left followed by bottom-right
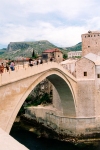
(47, 74), (76, 117)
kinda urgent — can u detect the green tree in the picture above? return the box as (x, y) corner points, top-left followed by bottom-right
(32, 49), (38, 59)
(32, 49), (35, 57)
(63, 54), (68, 59)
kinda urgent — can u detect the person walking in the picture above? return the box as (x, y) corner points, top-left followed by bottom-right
(6, 63), (9, 72)
(40, 59), (43, 64)
(0, 63), (4, 73)
(10, 61), (15, 71)
(36, 59), (39, 65)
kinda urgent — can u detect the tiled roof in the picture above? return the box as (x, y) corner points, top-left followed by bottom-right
(43, 48), (61, 53)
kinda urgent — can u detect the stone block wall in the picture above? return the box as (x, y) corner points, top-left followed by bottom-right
(25, 106), (100, 137)
(82, 31), (100, 56)
(76, 57), (95, 79)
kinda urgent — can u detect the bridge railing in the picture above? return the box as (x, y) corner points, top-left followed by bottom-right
(0, 62), (76, 86)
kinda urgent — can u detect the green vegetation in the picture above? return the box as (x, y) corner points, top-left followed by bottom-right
(34, 93), (51, 106)
(74, 56), (81, 59)
(25, 95), (33, 103)
(0, 40), (57, 59)
(0, 52), (4, 55)
(0, 41), (82, 60)
(0, 40), (82, 59)
(63, 54), (68, 59)
(0, 48), (7, 55)
(65, 42), (82, 51)
(18, 93), (52, 115)
(31, 49), (38, 59)
(26, 93), (52, 107)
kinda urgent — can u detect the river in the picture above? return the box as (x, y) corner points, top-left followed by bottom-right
(10, 123), (100, 150)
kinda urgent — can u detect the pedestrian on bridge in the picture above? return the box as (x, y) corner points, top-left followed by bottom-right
(0, 63), (4, 73)
(10, 61), (15, 71)
(5, 63), (9, 72)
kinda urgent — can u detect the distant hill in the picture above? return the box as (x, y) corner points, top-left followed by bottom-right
(0, 40), (58, 59)
(0, 41), (82, 59)
(65, 42), (82, 51)
(6, 40), (57, 52)
(0, 48), (7, 55)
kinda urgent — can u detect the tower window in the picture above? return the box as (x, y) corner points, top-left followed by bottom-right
(88, 46), (90, 48)
(97, 74), (100, 78)
(94, 35), (95, 37)
(85, 36), (86, 38)
(84, 72), (87, 76)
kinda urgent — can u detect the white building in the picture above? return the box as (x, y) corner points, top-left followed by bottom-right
(68, 51), (82, 58)
(60, 59), (77, 76)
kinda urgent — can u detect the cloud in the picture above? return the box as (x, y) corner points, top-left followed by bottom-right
(0, 0), (100, 48)
(17, 0), (94, 17)
(0, 21), (87, 47)
(86, 17), (100, 30)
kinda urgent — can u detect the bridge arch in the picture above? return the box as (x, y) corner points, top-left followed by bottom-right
(8, 69), (76, 132)
(0, 63), (77, 133)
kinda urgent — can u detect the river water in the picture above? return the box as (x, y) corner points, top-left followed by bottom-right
(10, 123), (100, 150)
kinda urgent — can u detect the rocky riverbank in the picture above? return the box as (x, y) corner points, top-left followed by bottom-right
(14, 115), (100, 146)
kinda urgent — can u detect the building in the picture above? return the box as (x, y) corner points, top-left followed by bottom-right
(42, 48), (63, 63)
(61, 31), (100, 79)
(60, 59), (77, 76)
(82, 31), (100, 56)
(67, 51), (82, 58)
(76, 53), (98, 79)
(23, 30), (100, 138)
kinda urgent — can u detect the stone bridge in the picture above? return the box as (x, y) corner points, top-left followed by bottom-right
(0, 62), (99, 138)
(0, 62), (78, 133)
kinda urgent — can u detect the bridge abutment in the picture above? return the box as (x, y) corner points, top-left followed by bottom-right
(75, 80), (95, 117)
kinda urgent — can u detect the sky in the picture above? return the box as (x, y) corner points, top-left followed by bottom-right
(0, 0), (100, 48)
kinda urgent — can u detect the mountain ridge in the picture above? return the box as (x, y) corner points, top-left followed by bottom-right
(0, 40), (82, 59)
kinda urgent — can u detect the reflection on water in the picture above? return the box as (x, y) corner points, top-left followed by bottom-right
(10, 124), (100, 150)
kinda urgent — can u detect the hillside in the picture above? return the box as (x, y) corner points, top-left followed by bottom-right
(65, 42), (82, 51)
(0, 48), (7, 55)
(0, 40), (58, 59)
(0, 41), (82, 59)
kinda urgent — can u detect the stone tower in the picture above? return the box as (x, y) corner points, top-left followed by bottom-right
(81, 31), (100, 56)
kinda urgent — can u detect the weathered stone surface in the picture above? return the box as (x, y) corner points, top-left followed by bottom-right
(0, 128), (28, 150)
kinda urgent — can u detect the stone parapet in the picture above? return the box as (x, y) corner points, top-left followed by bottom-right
(25, 106), (100, 137)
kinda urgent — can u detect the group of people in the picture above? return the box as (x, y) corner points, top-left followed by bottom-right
(0, 60), (15, 73)
(0, 56), (54, 74)
(29, 58), (43, 67)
